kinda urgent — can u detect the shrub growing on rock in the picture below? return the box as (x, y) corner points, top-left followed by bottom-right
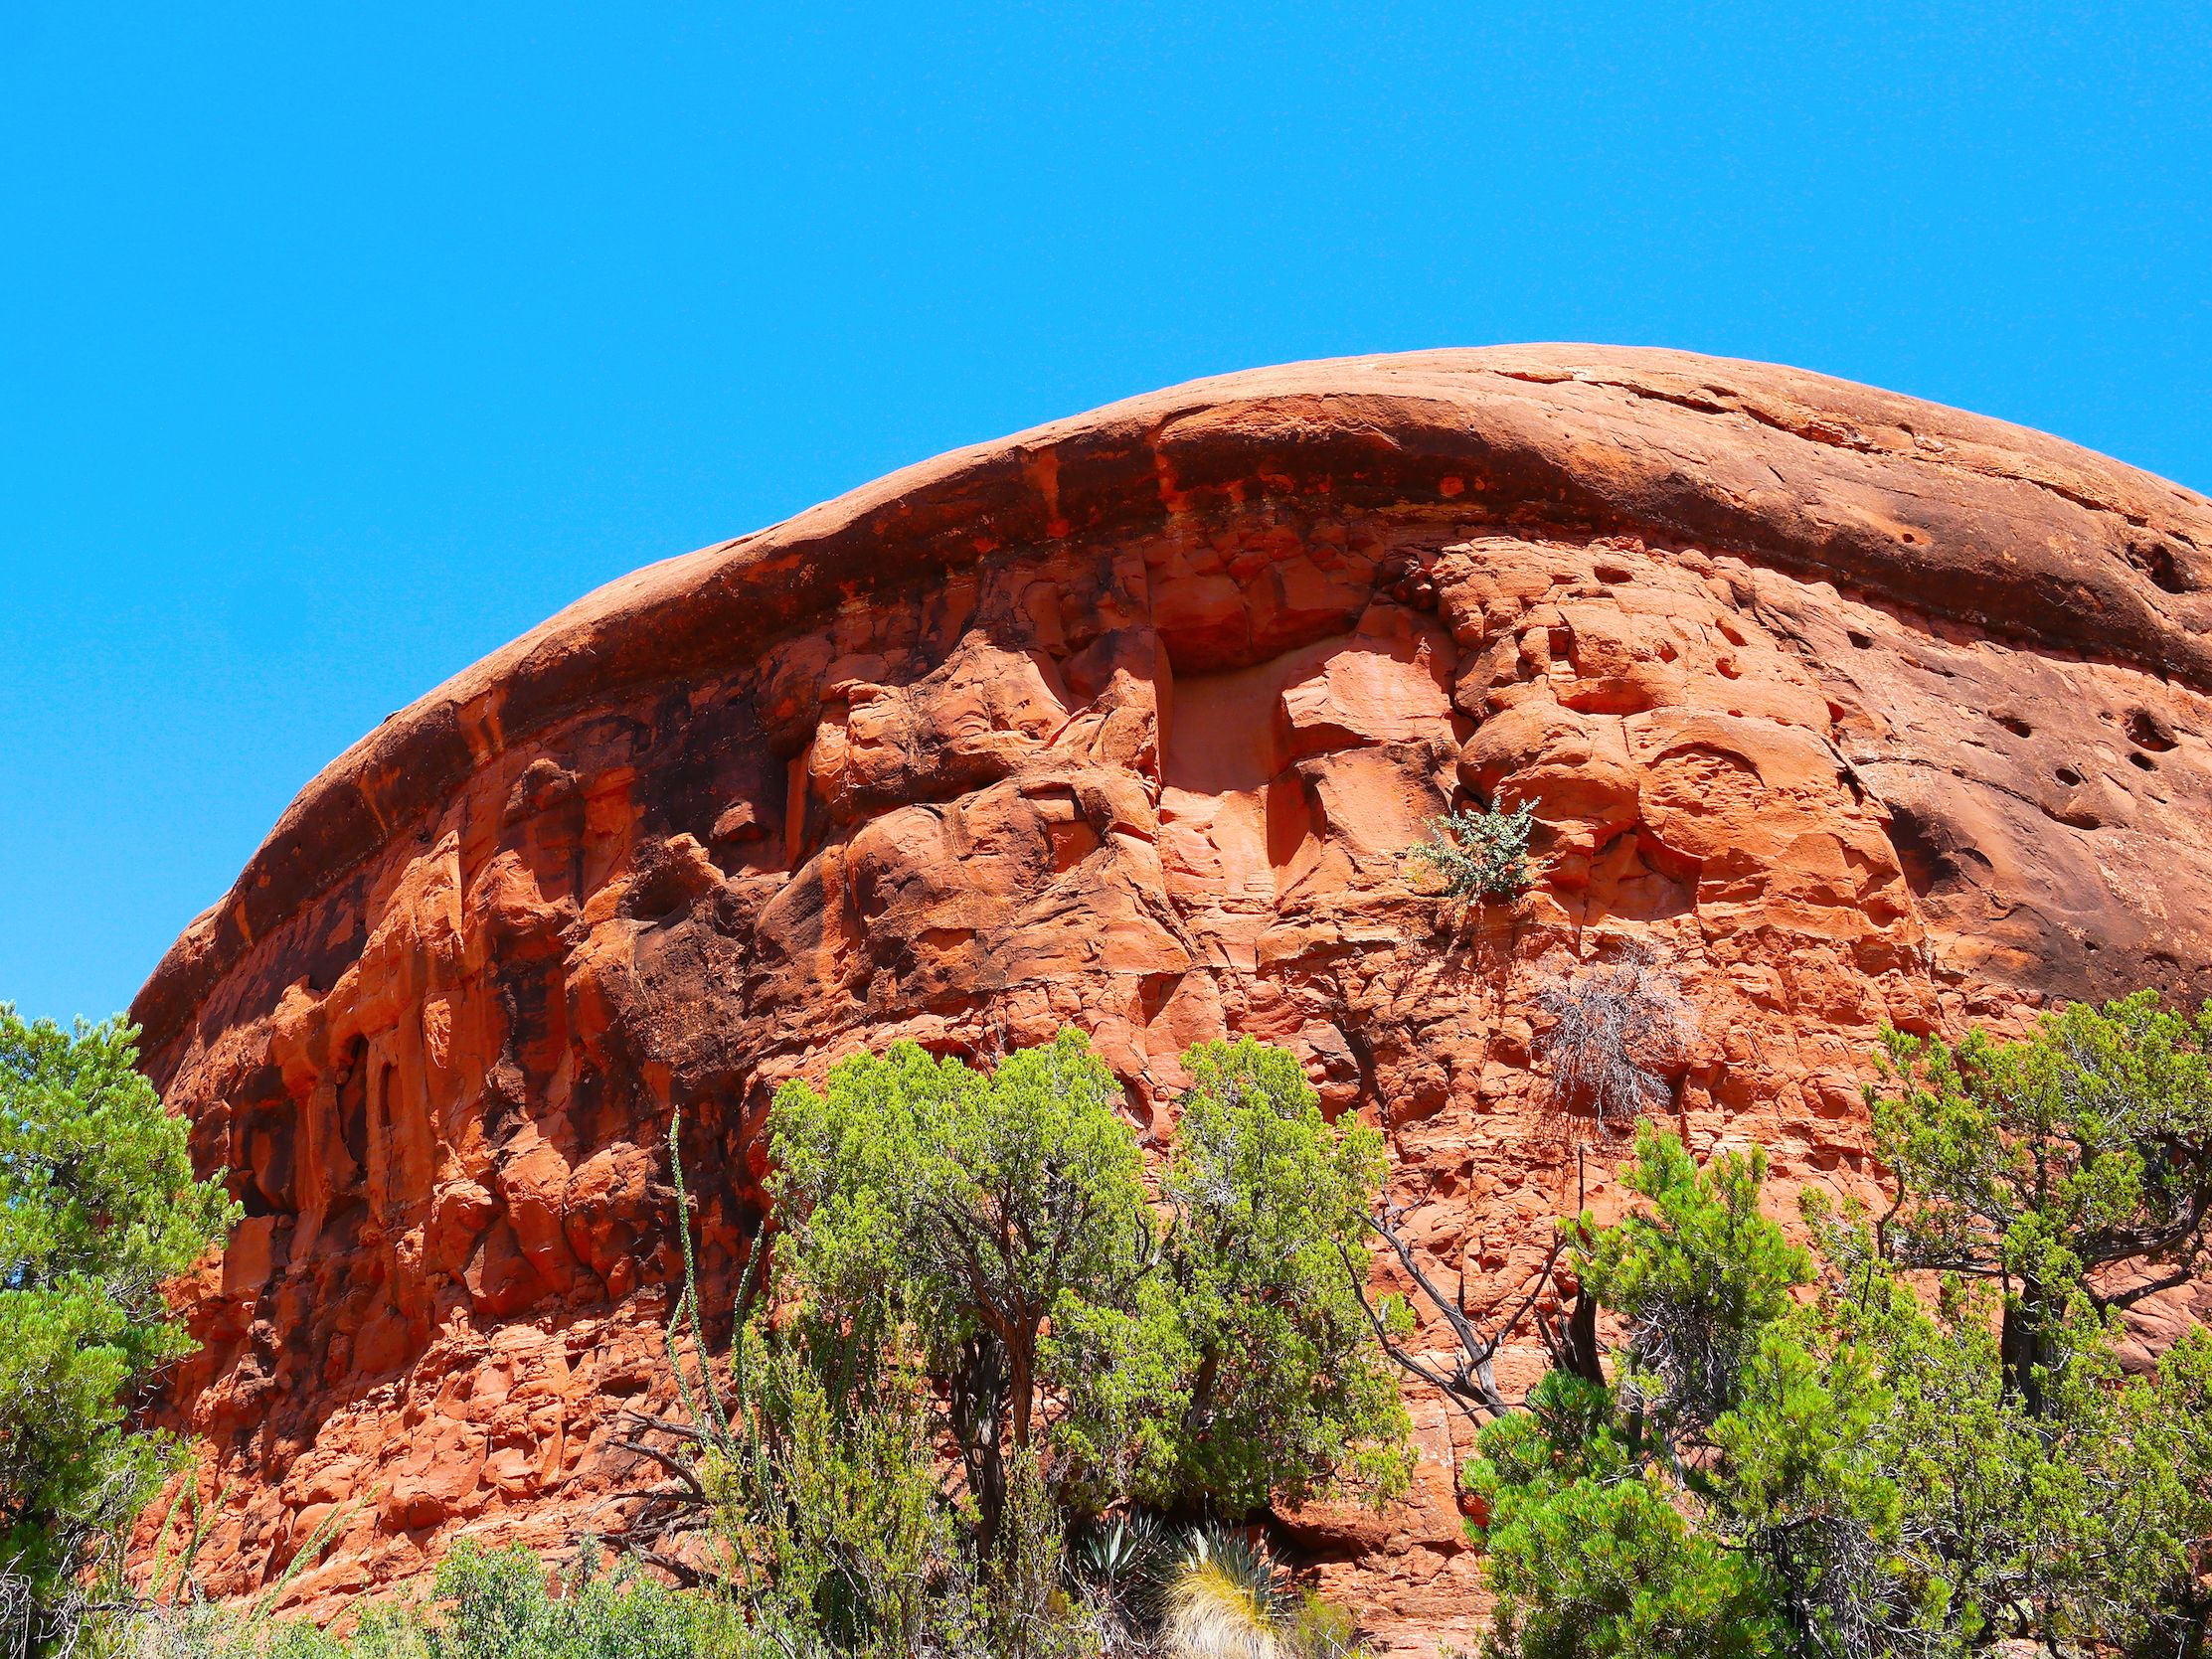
(1404, 802), (1538, 904)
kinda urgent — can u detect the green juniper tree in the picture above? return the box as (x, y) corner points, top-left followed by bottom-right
(1462, 986), (2212, 1659)
(1151, 1038), (1412, 1511)
(1818, 990), (2212, 1655)
(0, 1007), (238, 1640)
(1463, 1119), (2212, 1658)
(1472, 1375), (1787, 1659)
(1864, 991), (2212, 1417)
(1467, 1127), (1805, 1659)
(768, 1031), (1159, 1549)
(765, 1031), (1410, 1554)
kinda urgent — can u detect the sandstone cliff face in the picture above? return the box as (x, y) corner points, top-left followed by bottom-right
(132, 348), (2212, 1647)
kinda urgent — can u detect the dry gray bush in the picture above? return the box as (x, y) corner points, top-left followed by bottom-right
(0, 1576), (34, 1659)
(1531, 943), (1696, 1134)
(1, 1574), (96, 1659)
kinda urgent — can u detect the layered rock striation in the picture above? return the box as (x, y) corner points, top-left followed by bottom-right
(132, 348), (2212, 1643)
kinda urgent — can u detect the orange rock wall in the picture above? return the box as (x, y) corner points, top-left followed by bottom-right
(131, 349), (2212, 1647)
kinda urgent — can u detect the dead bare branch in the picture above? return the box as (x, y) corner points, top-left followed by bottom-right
(1533, 940), (1697, 1135)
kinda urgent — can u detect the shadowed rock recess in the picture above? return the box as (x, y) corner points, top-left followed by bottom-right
(132, 347), (2212, 1644)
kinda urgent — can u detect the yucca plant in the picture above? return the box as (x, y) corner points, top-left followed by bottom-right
(1069, 1510), (1171, 1595)
(1159, 1529), (1293, 1659)
(1067, 1510), (1173, 1650)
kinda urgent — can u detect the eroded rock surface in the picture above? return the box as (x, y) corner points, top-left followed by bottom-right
(131, 347), (2212, 1647)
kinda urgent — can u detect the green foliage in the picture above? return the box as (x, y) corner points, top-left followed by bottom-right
(769, 1031), (1157, 1546)
(1152, 1040), (1412, 1512)
(101, 1544), (742, 1659)
(982, 1450), (1092, 1659)
(1066, 1510), (1173, 1649)
(1405, 803), (1537, 903)
(624, 1031), (1405, 1656)
(1068, 1511), (1172, 1596)
(650, 1049), (1103, 1658)
(1865, 991), (2212, 1414)
(700, 1318), (959, 1654)
(1479, 1473), (1782, 1659)
(767, 1031), (1408, 1541)
(0, 1007), (240, 1624)
(1285, 1591), (1363, 1659)
(1465, 1128), (1866, 1659)
(1470, 1042), (2212, 1659)
(1788, 1208), (2212, 1655)
(414, 1542), (723, 1659)
(94, 1522), (1377, 1659)
(1470, 1377), (1786, 1659)
(1577, 1126), (1811, 1448)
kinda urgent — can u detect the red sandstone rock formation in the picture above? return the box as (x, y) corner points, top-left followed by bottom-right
(130, 347), (2212, 1650)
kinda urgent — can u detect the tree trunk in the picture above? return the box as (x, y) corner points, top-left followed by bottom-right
(952, 1333), (1008, 1553)
(2000, 1288), (2049, 1419)
(1563, 1285), (1605, 1386)
(1008, 1340), (1035, 1453)
(985, 1337), (1039, 1560)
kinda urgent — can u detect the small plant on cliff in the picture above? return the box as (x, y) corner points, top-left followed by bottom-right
(1404, 801), (1537, 904)
(0, 1007), (240, 1649)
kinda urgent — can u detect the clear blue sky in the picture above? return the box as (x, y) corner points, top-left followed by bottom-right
(3, 4), (2208, 1027)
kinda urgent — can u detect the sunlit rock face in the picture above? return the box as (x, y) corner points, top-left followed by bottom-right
(132, 347), (2212, 1648)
